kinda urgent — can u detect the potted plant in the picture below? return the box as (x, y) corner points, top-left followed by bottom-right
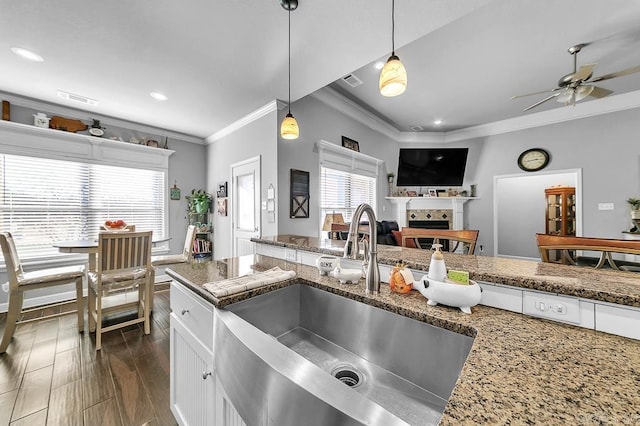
(187, 189), (212, 214)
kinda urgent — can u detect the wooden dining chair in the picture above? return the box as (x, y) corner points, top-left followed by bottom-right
(149, 225), (197, 306)
(88, 231), (153, 350)
(0, 232), (85, 353)
(400, 227), (480, 255)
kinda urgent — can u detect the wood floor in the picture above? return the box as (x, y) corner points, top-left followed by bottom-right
(0, 289), (176, 426)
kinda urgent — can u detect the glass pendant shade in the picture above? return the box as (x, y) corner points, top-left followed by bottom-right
(379, 55), (407, 97)
(280, 112), (299, 140)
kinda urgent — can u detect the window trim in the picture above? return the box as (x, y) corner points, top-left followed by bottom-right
(0, 121), (174, 268)
(317, 139), (383, 234)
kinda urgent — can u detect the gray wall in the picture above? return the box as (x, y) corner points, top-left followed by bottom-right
(277, 94), (400, 237)
(495, 171), (576, 258)
(207, 109), (279, 259)
(466, 108), (640, 255)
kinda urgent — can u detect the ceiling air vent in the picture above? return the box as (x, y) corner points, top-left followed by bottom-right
(342, 74), (363, 88)
(57, 90), (98, 106)
(410, 125), (424, 132)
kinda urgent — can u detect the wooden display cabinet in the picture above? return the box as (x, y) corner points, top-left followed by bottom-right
(545, 186), (576, 262)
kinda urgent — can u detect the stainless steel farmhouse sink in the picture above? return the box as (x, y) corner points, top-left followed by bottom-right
(214, 284), (473, 426)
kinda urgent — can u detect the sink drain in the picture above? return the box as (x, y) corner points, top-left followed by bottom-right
(330, 364), (363, 388)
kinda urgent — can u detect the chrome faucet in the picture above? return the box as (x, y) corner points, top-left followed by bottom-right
(343, 203), (380, 295)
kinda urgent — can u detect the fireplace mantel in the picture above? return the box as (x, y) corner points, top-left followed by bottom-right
(385, 196), (477, 230)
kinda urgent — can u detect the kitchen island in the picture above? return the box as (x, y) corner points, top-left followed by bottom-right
(167, 239), (640, 424)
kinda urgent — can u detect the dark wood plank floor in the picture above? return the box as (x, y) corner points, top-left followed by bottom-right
(0, 289), (176, 426)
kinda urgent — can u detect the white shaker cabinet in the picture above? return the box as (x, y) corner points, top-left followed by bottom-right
(170, 281), (215, 425)
(170, 281), (247, 426)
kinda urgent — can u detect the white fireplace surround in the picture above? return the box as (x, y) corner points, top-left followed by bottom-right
(386, 197), (476, 230)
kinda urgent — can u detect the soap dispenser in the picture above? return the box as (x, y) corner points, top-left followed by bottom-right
(427, 244), (447, 282)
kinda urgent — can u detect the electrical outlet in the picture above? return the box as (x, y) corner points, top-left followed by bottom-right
(284, 248), (297, 262)
(479, 245), (484, 253)
(2, 282), (8, 293)
(523, 292), (580, 324)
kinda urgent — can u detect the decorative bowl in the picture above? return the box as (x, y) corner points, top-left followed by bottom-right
(415, 277), (482, 314)
(330, 266), (362, 284)
(316, 255), (339, 275)
(104, 220), (127, 231)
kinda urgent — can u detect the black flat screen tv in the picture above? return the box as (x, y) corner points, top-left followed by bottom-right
(396, 148), (468, 186)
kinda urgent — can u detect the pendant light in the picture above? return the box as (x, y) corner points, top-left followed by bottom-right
(379, 0), (407, 97)
(280, 0), (300, 140)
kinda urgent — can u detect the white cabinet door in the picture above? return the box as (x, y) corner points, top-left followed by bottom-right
(170, 313), (215, 426)
(215, 376), (248, 426)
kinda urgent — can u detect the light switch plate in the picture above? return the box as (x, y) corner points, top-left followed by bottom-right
(598, 203), (614, 210)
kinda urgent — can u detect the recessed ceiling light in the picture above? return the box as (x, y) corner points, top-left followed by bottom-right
(433, 119), (443, 126)
(373, 61), (385, 70)
(10, 47), (44, 62)
(150, 92), (168, 101)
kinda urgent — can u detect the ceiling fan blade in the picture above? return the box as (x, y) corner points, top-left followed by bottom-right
(510, 87), (559, 100)
(523, 93), (560, 111)
(588, 86), (613, 98)
(591, 65), (640, 82)
(571, 64), (596, 82)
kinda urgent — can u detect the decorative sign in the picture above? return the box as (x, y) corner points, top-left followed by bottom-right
(170, 182), (181, 200)
(290, 169), (310, 218)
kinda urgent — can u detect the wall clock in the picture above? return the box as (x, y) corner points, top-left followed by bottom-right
(517, 148), (549, 172)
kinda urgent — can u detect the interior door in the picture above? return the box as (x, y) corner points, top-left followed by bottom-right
(231, 156), (261, 257)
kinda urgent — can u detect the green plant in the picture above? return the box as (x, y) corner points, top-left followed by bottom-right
(627, 197), (640, 210)
(187, 189), (212, 214)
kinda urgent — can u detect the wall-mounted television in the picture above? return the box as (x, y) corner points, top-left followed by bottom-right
(396, 148), (468, 186)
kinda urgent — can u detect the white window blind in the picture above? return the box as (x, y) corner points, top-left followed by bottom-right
(320, 166), (377, 225)
(0, 153), (166, 262)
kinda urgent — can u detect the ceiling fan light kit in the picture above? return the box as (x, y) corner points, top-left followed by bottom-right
(379, 0), (407, 97)
(513, 42), (640, 111)
(280, 0), (300, 140)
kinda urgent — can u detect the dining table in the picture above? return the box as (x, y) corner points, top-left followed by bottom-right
(54, 236), (171, 271)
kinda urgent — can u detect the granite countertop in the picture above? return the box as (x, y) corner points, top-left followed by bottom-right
(253, 235), (640, 308)
(167, 255), (640, 425)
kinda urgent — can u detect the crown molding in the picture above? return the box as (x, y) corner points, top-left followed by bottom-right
(206, 100), (278, 143)
(310, 86), (640, 144)
(0, 91), (205, 145)
(311, 86), (445, 144)
(444, 89), (640, 142)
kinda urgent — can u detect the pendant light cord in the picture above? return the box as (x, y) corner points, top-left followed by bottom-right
(288, 7), (292, 114)
(391, 0), (395, 55)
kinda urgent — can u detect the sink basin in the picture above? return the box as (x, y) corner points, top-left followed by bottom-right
(223, 284), (473, 425)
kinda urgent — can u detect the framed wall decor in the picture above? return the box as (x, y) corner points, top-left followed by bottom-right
(217, 182), (228, 198)
(216, 198), (227, 216)
(290, 169), (310, 218)
(169, 182), (181, 200)
(341, 136), (360, 152)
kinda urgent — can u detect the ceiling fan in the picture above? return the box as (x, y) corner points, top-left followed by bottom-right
(511, 43), (640, 111)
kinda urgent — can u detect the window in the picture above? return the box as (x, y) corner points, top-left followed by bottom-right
(0, 153), (166, 262)
(320, 166), (377, 225)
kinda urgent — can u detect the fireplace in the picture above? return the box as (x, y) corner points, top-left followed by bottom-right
(407, 219), (450, 250)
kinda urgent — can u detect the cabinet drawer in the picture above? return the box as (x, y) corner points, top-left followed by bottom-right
(171, 282), (214, 350)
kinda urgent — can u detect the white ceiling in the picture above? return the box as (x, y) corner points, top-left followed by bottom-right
(2, 0), (640, 139)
